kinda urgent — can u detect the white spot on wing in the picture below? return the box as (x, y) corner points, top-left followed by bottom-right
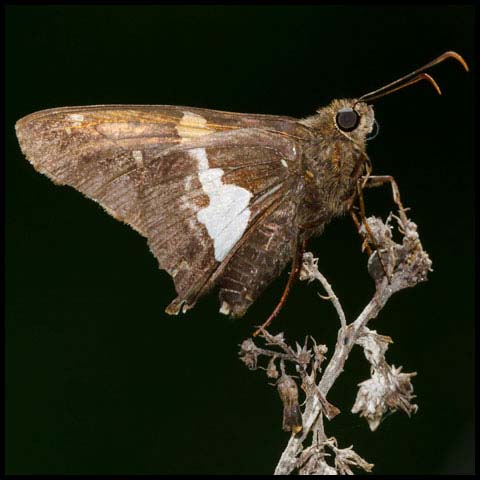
(189, 148), (252, 262)
(132, 150), (144, 167)
(281, 159), (288, 168)
(69, 114), (84, 121)
(219, 301), (231, 315)
(176, 111), (214, 143)
(68, 114), (84, 127)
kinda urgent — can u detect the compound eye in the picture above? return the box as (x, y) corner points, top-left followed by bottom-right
(336, 108), (360, 132)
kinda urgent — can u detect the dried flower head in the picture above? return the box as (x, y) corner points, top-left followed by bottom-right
(239, 338), (259, 370)
(352, 365), (418, 431)
(277, 370), (303, 434)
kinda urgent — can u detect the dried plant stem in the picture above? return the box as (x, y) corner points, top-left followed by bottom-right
(275, 277), (390, 474)
(273, 214), (431, 474)
(240, 212), (432, 475)
(300, 259), (347, 328)
(319, 275), (389, 394)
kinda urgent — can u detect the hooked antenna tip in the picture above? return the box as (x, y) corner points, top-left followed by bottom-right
(442, 51), (469, 72)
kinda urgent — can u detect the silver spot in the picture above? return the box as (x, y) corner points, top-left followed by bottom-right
(219, 301), (231, 315)
(132, 150), (144, 167)
(176, 111), (213, 143)
(69, 114), (84, 122)
(190, 148), (252, 262)
(68, 114), (84, 127)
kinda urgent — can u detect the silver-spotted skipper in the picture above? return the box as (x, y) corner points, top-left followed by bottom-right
(15, 51), (468, 323)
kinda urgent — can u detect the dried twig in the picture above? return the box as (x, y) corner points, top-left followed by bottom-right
(239, 210), (432, 474)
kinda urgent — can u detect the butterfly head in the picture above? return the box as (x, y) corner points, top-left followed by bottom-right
(304, 98), (375, 147)
(332, 99), (375, 144)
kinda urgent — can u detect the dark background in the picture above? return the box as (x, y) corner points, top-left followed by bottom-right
(5, 5), (474, 475)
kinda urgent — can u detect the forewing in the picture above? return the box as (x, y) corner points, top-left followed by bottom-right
(15, 105), (308, 235)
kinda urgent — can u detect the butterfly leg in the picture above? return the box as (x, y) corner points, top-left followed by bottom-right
(361, 174), (409, 225)
(346, 155), (376, 256)
(355, 174), (411, 280)
(353, 177), (392, 279)
(350, 208), (373, 256)
(253, 234), (306, 337)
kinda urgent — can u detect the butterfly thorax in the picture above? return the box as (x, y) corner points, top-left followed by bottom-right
(298, 99), (374, 234)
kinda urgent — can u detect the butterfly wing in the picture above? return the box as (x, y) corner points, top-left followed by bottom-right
(142, 130), (305, 315)
(16, 105), (311, 316)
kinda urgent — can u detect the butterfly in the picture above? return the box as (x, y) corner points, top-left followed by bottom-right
(15, 52), (467, 323)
